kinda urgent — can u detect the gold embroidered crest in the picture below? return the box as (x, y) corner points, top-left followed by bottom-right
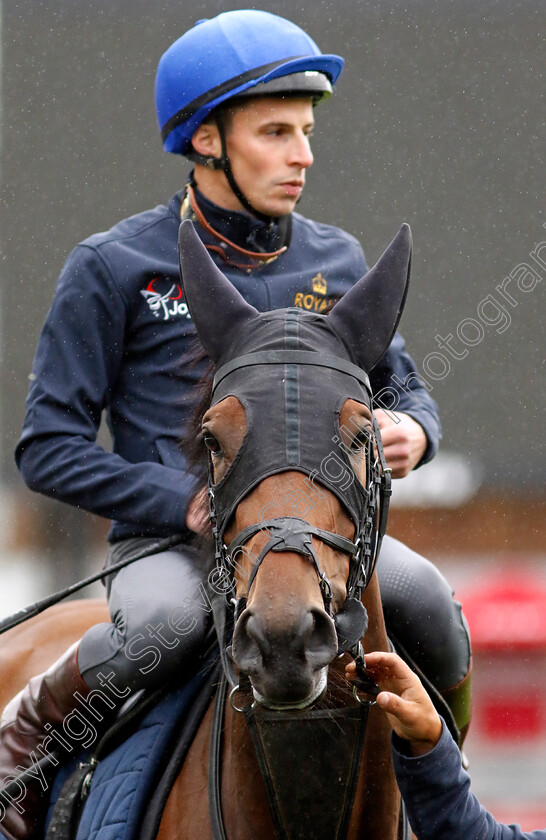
(293, 273), (340, 313)
(312, 273), (327, 294)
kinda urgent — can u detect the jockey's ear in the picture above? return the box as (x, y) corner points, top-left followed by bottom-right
(191, 121), (222, 160)
(327, 223), (412, 372)
(178, 219), (258, 363)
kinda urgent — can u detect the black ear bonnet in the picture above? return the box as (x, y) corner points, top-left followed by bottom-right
(209, 307), (374, 535)
(178, 218), (412, 540)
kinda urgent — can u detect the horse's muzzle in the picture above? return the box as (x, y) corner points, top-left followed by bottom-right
(231, 605), (338, 709)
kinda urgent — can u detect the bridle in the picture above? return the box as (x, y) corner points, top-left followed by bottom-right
(205, 346), (393, 696)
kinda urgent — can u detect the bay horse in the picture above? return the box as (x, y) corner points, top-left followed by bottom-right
(0, 219), (413, 839)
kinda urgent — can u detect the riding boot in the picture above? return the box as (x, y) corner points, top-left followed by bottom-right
(441, 664), (472, 751)
(0, 642), (93, 840)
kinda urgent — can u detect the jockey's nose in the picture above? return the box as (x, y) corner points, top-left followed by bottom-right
(288, 131), (314, 170)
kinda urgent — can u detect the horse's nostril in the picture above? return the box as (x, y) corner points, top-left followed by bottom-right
(232, 609), (270, 674)
(246, 613), (272, 659)
(233, 607), (337, 680)
(305, 608), (338, 667)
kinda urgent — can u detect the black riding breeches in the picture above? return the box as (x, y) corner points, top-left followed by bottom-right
(377, 535), (471, 690)
(77, 535), (471, 696)
(77, 539), (213, 694)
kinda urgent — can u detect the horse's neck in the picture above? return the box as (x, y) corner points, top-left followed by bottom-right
(361, 573), (390, 653)
(348, 576), (401, 840)
(222, 703), (278, 837)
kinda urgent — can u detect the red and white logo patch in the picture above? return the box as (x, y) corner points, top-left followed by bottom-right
(140, 277), (191, 321)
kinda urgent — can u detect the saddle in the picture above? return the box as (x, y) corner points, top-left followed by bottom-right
(44, 657), (220, 840)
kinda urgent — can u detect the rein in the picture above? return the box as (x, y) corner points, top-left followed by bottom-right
(0, 534), (184, 636)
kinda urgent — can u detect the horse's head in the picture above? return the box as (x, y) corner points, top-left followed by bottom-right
(179, 220), (411, 709)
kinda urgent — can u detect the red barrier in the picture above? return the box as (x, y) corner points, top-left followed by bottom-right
(462, 572), (546, 741)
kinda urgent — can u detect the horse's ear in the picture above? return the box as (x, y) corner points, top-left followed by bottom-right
(178, 219), (258, 362)
(327, 224), (412, 371)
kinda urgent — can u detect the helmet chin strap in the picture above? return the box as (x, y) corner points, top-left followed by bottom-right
(213, 113), (276, 225)
(188, 112), (279, 226)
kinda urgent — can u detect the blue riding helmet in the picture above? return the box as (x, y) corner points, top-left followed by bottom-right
(155, 10), (344, 156)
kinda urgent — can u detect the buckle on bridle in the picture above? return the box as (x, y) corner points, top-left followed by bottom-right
(350, 650), (380, 707)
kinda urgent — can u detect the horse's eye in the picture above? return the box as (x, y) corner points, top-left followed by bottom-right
(203, 431), (221, 454)
(350, 430), (371, 452)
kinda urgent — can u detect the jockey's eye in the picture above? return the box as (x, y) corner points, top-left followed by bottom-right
(202, 431), (221, 455)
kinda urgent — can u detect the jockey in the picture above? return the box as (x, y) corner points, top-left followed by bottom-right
(2, 11), (471, 839)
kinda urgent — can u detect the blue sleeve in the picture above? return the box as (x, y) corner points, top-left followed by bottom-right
(352, 236), (441, 466)
(393, 721), (546, 840)
(15, 245), (199, 535)
(370, 332), (442, 466)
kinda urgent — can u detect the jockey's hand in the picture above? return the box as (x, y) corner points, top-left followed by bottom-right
(373, 410), (427, 478)
(346, 651), (442, 756)
(185, 487), (210, 534)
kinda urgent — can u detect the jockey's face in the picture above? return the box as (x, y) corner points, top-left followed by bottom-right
(192, 97), (315, 218)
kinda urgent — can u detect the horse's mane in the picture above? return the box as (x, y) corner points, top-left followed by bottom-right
(181, 340), (214, 474)
(179, 338), (215, 537)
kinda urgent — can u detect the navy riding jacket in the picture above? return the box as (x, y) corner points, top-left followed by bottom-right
(15, 189), (441, 542)
(394, 721), (545, 839)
